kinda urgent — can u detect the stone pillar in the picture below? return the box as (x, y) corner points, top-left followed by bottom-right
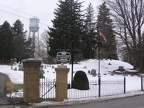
(23, 58), (42, 103)
(55, 67), (69, 102)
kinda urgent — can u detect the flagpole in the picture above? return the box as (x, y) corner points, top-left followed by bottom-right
(97, 30), (101, 97)
(97, 30), (101, 77)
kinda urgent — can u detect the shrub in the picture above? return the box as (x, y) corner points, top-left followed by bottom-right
(73, 70), (89, 90)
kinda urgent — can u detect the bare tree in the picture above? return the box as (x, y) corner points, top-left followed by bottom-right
(39, 30), (49, 58)
(106, 0), (144, 72)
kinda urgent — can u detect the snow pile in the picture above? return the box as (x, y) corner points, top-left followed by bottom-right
(0, 64), (23, 84)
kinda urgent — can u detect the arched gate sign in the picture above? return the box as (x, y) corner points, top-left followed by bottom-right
(56, 51), (71, 62)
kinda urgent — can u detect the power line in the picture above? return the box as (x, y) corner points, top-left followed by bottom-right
(0, 3), (49, 22)
(0, 8), (29, 20)
(0, 8), (49, 26)
(0, 3), (86, 37)
(0, 3), (95, 38)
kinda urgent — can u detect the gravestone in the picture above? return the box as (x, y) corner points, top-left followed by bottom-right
(11, 65), (13, 70)
(91, 69), (96, 76)
(14, 67), (17, 71)
(117, 66), (125, 71)
(40, 65), (44, 70)
(18, 64), (23, 71)
(40, 70), (45, 78)
(44, 65), (47, 69)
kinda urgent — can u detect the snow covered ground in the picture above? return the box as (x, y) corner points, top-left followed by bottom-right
(0, 59), (144, 106)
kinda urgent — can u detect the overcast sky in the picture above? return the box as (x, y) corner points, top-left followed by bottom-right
(0, 0), (103, 36)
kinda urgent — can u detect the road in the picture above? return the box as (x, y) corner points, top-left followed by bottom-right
(50, 95), (144, 108)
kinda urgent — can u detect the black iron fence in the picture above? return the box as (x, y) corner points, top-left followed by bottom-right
(68, 77), (125, 99)
(39, 77), (126, 100)
(68, 80), (98, 99)
(39, 79), (56, 101)
(39, 76), (144, 100)
(100, 78), (125, 97)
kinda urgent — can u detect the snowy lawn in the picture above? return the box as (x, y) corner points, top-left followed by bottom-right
(0, 59), (143, 100)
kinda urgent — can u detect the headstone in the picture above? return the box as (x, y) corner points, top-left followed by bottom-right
(40, 65), (44, 70)
(40, 70), (45, 78)
(91, 69), (96, 76)
(14, 67), (17, 71)
(108, 62), (111, 65)
(83, 66), (87, 68)
(123, 74), (128, 76)
(103, 73), (107, 75)
(18, 64), (23, 71)
(117, 66), (125, 71)
(11, 65), (13, 70)
(44, 65), (47, 69)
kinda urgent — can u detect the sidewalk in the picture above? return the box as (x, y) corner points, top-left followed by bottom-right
(0, 97), (10, 105)
(27, 91), (144, 108)
(0, 91), (144, 108)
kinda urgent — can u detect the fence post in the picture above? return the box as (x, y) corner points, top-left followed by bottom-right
(55, 67), (69, 102)
(23, 58), (42, 103)
(141, 76), (143, 91)
(98, 77), (101, 97)
(124, 77), (126, 93)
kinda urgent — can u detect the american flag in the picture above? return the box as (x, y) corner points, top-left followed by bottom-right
(99, 31), (107, 42)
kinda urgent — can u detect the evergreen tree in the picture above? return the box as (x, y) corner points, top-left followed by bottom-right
(84, 3), (96, 34)
(48, 0), (84, 57)
(83, 3), (96, 59)
(12, 20), (30, 63)
(24, 38), (34, 59)
(96, 2), (117, 59)
(0, 21), (14, 62)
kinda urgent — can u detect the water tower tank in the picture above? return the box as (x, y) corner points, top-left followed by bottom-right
(29, 17), (39, 33)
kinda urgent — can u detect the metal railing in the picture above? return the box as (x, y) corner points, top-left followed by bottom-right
(39, 78), (56, 101)
(39, 77), (126, 100)
(68, 78), (125, 99)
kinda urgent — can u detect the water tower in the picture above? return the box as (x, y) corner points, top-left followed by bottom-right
(29, 17), (40, 58)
